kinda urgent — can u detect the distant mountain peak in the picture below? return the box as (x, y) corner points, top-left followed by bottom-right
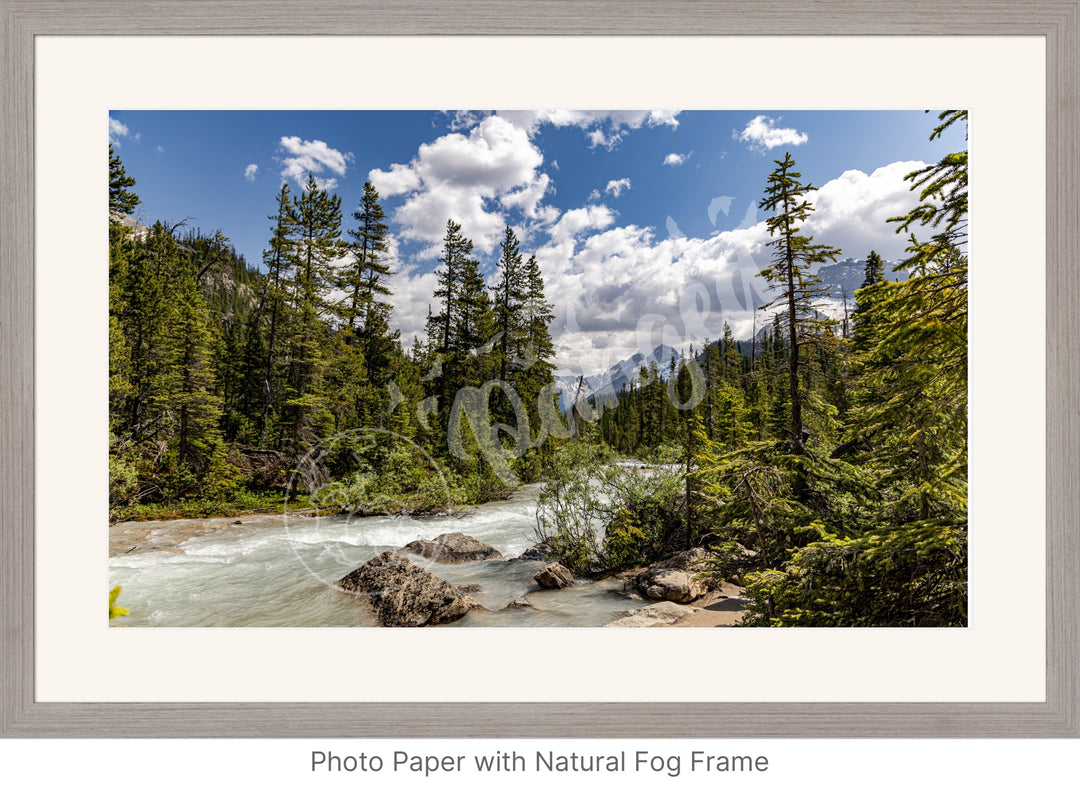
(554, 344), (684, 412)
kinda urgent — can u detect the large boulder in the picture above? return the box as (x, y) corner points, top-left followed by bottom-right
(338, 551), (483, 627)
(635, 547), (710, 603)
(513, 538), (556, 562)
(534, 562), (576, 589)
(400, 532), (503, 564)
(605, 601), (699, 627)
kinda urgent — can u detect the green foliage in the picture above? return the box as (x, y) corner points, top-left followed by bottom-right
(109, 489), (312, 523)
(108, 144), (140, 216)
(106, 119), (968, 628)
(109, 586), (129, 621)
(888, 110), (968, 275)
(590, 114), (967, 626)
(757, 152), (842, 493)
(313, 444), (467, 516)
(108, 146), (558, 524)
(535, 443), (689, 573)
(740, 521), (967, 626)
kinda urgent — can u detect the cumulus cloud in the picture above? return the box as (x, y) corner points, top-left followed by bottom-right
(497, 109), (680, 149)
(605, 178), (631, 198)
(736, 115), (809, 153)
(663, 151), (691, 166)
(278, 136), (353, 188)
(384, 158), (924, 373)
(546, 205), (616, 248)
(367, 115), (551, 255)
(446, 110), (488, 131)
(244, 163), (258, 182)
(108, 117), (131, 146)
(528, 160), (924, 374)
(801, 161), (927, 260)
(385, 261), (440, 348)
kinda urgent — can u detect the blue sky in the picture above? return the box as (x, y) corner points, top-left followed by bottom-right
(108, 109), (965, 374)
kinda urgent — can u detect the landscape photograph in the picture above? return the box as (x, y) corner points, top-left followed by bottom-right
(107, 108), (968, 628)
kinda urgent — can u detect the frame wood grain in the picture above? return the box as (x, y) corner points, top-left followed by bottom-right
(2, 0), (1077, 738)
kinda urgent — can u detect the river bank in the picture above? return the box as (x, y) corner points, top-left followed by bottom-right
(109, 481), (746, 628)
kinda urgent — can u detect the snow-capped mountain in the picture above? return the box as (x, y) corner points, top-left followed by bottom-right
(554, 344), (683, 412)
(816, 256), (907, 298)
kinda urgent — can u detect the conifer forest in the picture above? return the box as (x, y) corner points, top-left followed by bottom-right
(109, 111), (967, 627)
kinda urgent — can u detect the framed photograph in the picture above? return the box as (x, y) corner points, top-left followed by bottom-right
(2, 0), (1077, 737)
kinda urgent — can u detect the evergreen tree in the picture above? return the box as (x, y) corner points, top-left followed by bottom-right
(454, 247), (496, 383)
(156, 242), (231, 497)
(108, 147), (140, 501)
(889, 110), (968, 275)
(283, 174), (346, 452)
(861, 249), (885, 288)
(108, 144), (140, 216)
(853, 249), (886, 352)
(341, 182), (391, 333)
(339, 182), (399, 428)
(757, 152), (841, 496)
(492, 225), (526, 384)
(431, 219), (468, 354)
(244, 183), (299, 445)
(515, 253), (558, 451)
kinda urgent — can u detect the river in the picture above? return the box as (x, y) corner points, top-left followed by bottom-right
(108, 482), (640, 627)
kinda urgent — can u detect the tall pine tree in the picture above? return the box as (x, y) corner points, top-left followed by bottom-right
(757, 152), (841, 497)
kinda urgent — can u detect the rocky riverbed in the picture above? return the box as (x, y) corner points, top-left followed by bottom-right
(109, 485), (746, 628)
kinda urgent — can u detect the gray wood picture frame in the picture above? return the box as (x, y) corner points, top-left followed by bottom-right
(2, 0), (1077, 738)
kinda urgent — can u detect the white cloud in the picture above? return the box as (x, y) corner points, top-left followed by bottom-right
(367, 115), (551, 255)
(546, 205), (616, 248)
(278, 136), (353, 187)
(497, 109), (680, 149)
(446, 110), (488, 131)
(663, 151), (691, 166)
(385, 262), (440, 348)
(587, 189), (601, 202)
(108, 117), (130, 146)
(590, 128), (625, 150)
(155, 145), (165, 155)
(605, 178), (631, 198)
(736, 115), (809, 153)
(500, 173), (552, 217)
(527, 160), (925, 374)
(384, 159), (923, 374)
(369, 162), (422, 196)
(801, 161), (928, 260)
(244, 163), (258, 182)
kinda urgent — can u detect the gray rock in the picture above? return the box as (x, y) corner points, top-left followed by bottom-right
(605, 601), (699, 627)
(401, 532), (503, 564)
(534, 562), (575, 589)
(635, 547), (709, 603)
(338, 551), (483, 627)
(514, 538), (556, 562)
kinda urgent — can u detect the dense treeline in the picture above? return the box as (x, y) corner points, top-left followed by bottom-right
(109, 110), (967, 627)
(541, 111), (968, 627)
(108, 148), (559, 518)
